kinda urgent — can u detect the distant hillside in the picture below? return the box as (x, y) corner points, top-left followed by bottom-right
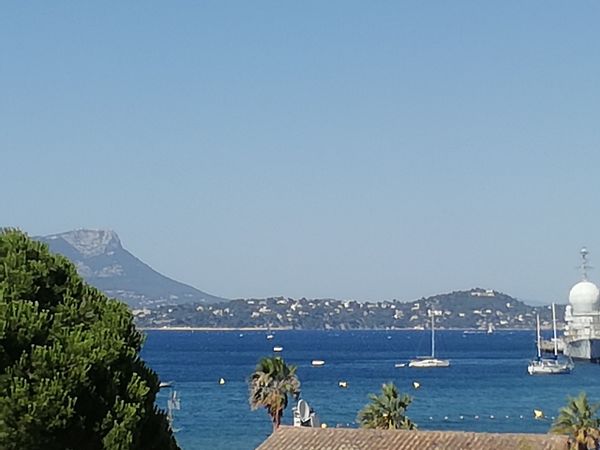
(38, 229), (226, 308)
(134, 288), (561, 330)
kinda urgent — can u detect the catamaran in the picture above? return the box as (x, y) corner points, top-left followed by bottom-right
(409, 310), (450, 368)
(527, 305), (573, 375)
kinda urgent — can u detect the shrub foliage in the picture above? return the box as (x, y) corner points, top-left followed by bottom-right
(0, 229), (179, 450)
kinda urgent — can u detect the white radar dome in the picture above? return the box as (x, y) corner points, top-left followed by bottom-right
(569, 281), (600, 314)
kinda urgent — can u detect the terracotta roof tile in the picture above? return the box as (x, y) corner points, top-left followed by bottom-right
(256, 426), (569, 450)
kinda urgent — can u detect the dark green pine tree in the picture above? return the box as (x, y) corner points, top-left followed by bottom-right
(0, 229), (180, 450)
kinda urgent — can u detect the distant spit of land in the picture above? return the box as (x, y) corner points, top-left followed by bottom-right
(139, 326), (293, 331)
(142, 326), (549, 332)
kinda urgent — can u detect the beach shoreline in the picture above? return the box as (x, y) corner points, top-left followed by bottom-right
(139, 326), (544, 332)
(139, 326), (293, 331)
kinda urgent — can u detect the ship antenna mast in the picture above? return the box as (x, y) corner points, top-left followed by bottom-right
(580, 247), (591, 281)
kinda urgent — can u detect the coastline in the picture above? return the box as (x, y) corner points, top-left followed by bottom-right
(139, 326), (293, 331)
(138, 326), (546, 332)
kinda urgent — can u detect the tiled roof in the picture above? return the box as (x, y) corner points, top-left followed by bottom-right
(256, 426), (569, 450)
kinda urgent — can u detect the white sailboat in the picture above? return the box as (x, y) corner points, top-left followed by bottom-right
(167, 388), (182, 431)
(527, 305), (573, 375)
(409, 310), (450, 368)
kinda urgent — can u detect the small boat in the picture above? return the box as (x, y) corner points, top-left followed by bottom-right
(409, 357), (450, 368)
(218, 377), (226, 385)
(394, 363), (406, 368)
(409, 310), (450, 368)
(273, 346), (283, 352)
(338, 380), (348, 388)
(266, 334), (274, 340)
(311, 359), (325, 367)
(528, 306), (573, 375)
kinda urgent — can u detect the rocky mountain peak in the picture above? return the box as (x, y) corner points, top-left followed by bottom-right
(38, 229), (226, 307)
(45, 228), (122, 258)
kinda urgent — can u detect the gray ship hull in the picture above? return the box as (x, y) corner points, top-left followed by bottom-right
(564, 339), (600, 361)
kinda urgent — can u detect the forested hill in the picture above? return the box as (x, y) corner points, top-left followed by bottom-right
(134, 288), (563, 330)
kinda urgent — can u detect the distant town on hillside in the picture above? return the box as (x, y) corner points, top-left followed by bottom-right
(133, 289), (564, 330)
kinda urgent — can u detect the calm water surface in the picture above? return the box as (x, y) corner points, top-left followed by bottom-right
(142, 330), (600, 450)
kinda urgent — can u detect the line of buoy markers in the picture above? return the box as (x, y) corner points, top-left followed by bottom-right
(216, 376), (553, 422)
(216, 371), (554, 423)
(424, 413), (554, 421)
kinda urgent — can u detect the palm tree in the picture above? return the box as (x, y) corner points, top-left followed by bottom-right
(249, 356), (301, 432)
(552, 392), (600, 450)
(357, 382), (416, 430)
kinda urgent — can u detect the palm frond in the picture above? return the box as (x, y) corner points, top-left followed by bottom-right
(248, 356), (301, 431)
(358, 382), (415, 430)
(552, 392), (600, 450)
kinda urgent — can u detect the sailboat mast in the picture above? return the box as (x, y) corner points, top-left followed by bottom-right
(167, 393), (173, 425)
(536, 314), (541, 360)
(431, 311), (435, 358)
(552, 303), (558, 357)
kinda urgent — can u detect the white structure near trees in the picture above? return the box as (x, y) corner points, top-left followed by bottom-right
(564, 248), (600, 361)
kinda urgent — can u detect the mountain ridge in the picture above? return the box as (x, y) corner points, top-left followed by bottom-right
(37, 229), (226, 307)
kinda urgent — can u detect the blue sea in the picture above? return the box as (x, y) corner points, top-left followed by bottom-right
(142, 330), (600, 450)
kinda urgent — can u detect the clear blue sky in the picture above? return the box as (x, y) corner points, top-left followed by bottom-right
(2, 2), (600, 304)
